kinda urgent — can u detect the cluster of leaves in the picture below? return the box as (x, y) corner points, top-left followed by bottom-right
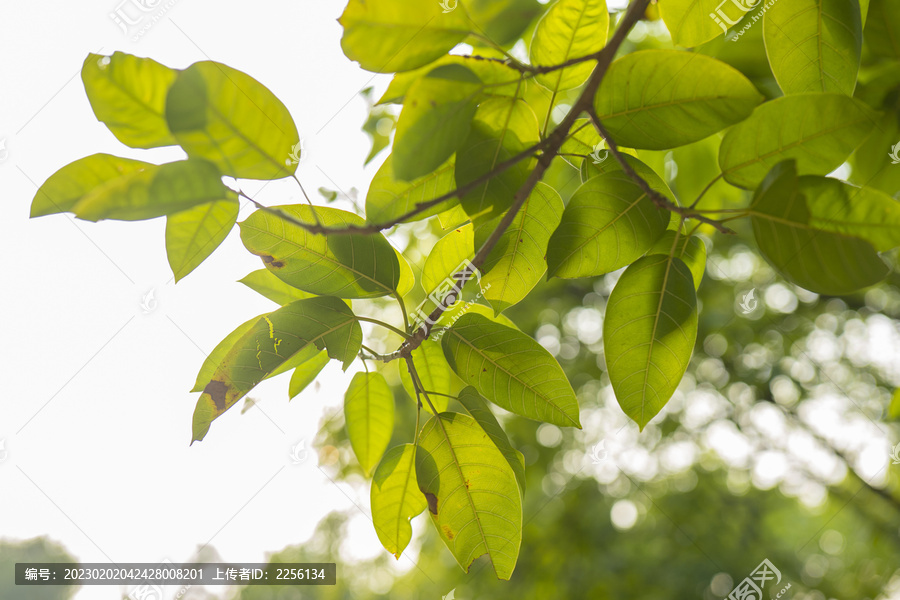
(29, 0), (900, 580)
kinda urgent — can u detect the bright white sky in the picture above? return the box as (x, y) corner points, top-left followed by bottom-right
(0, 1), (403, 598)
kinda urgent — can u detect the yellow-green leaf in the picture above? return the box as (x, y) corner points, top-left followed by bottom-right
(531, 0), (609, 92)
(345, 372), (395, 476)
(763, 0), (862, 95)
(339, 0), (470, 73)
(442, 313), (581, 427)
(718, 93), (876, 188)
(604, 254), (698, 430)
(166, 196), (239, 282)
(239, 269), (314, 306)
(30, 154), (154, 218)
(191, 297), (362, 442)
(371, 444), (428, 559)
(82, 52), (178, 148)
(416, 411), (522, 579)
(422, 224), (474, 294)
(365, 154), (458, 225)
(660, 0), (752, 47)
(474, 183), (564, 314)
(289, 350), (330, 400)
(593, 50), (763, 150)
(165, 61), (299, 180)
(240, 205), (404, 299)
(399, 341), (456, 413)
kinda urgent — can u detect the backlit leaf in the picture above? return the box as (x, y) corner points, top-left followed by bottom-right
(165, 61), (299, 180)
(393, 65), (483, 181)
(81, 52), (178, 148)
(371, 444), (428, 558)
(422, 224), (474, 294)
(339, 0), (470, 73)
(604, 254), (698, 430)
(345, 372), (395, 475)
(30, 154), (154, 218)
(547, 171), (669, 278)
(718, 93), (876, 188)
(191, 296), (362, 442)
(748, 162), (889, 294)
(239, 269), (314, 306)
(474, 183), (564, 314)
(399, 341), (455, 414)
(72, 159), (231, 222)
(531, 0), (609, 92)
(593, 50), (762, 150)
(648, 231), (708, 290)
(457, 97), (540, 219)
(659, 0), (752, 47)
(416, 411), (522, 579)
(289, 350), (330, 400)
(240, 205), (404, 299)
(165, 196), (239, 282)
(365, 155), (457, 225)
(442, 313), (581, 427)
(763, 0), (862, 95)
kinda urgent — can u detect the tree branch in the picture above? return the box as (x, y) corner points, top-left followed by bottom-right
(585, 107), (736, 235)
(396, 0), (655, 358)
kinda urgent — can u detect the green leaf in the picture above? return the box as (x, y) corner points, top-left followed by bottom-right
(378, 54), (524, 105)
(718, 93), (876, 188)
(864, 0), (900, 59)
(763, 0), (862, 95)
(416, 411), (522, 579)
(191, 316), (259, 393)
(474, 183), (563, 314)
(289, 350), (330, 400)
(240, 205), (403, 299)
(438, 204), (472, 229)
(393, 65), (483, 181)
(422, 224), (474, 294)
(593, 50), (763, 150)
(399, 341), (455, 414)
(371, 444), (428, 559)
(30, 154), (154, 218)
(442, 313), (581, 427)
(366, 155), (458, 224)
(580, 153), (675, 202)
(165, 61), (299, 180)
(659, 0), (751, 47)
(192, 296), (362, 442)
(457, 97), (540, 219)
(345, 372), (395, 475)
(81, 52), (178, 148)
(748, 162), (889, 295)
(166, 197), (239, 282)
(531, 0), (609, 92)
(466, 0), (543, 46)
(799, 176), (900, 252)
(456, 386), (526, 495)
(339, 0), (470, 73)
(648, 231), (707, 291)
(547, 171), (669, 278)
(604, 254), (698, 430)
(888, 388), (900, 420)
(73, 159), (231, 222)
(239, 269), (314, 305)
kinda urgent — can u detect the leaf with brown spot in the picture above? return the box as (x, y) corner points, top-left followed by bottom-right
(416, 411), (522, 579)
(191, 296), (362, 443)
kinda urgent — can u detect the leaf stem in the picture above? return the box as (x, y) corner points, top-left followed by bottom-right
(356, 316), (412, 340)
